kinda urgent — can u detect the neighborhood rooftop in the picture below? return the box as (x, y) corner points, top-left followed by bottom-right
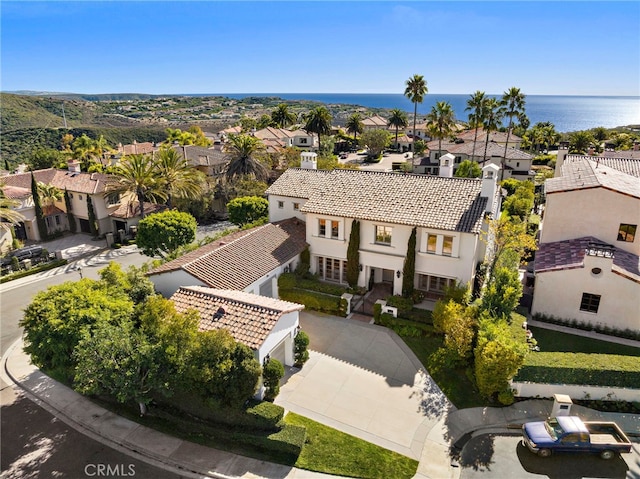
(267, 168), (488, 233)
(1, 168), (112, 195)
(171, 286), (304, 350)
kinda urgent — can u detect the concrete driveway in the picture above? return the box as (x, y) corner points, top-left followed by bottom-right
(275, 311), (453, 460)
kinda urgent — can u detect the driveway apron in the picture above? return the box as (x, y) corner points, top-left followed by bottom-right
(276, 311), (453, 460)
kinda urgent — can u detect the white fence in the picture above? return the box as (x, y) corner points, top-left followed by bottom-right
(511, 381), (640, 402)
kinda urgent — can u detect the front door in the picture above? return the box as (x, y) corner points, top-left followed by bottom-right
(14, 222), (27, 241)
(382, 269), (394, 283)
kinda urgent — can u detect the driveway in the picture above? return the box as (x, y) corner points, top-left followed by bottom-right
(276, 311), (453, 460)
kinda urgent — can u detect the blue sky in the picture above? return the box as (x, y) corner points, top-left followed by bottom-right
(2, 1), (639, 96)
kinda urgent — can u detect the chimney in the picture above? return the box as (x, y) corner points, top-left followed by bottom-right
(67, 160), (81, 173)
(300, 151), (318, 170)
(438, 153), (455, 178)
(554, 142), (570, 178)
(481, 163), (500, 213)
(633, 141), (640, 152)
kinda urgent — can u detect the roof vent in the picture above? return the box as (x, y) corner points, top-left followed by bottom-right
(212, 307), (226, 321)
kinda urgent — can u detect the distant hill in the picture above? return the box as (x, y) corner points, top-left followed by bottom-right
(5, 90), (165, 101)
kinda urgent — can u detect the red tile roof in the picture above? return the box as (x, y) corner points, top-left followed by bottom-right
(1, 169), (113, 195)
(171, 286), (304, 350)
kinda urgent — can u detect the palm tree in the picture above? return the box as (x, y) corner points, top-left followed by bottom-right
(426, 101), (455, 160)
(37, 182), (63, 215)
(0, 186), (25, 230)
(387, 109), (408, 149)
(271, 104), (296, 128)
(500, 87), (526, 180)
(346, 113), (364, 142)
(155, 146), (205, 209)
(110, 154), (166, 218)
(569, 131), (594, 154)
(404, 74), (428, 153)
(223, 134), (269, 182)
(304, 106), (332, 153)
(465, 91), (488, 160)
(482, 98), (503, 162)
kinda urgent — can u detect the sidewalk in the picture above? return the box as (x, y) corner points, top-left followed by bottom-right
(4, 339), (639, 479)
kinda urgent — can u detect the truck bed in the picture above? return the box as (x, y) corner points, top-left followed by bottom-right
(584, 422), (631, 445)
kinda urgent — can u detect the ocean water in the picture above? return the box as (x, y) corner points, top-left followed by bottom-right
(216, 93), (640, 133)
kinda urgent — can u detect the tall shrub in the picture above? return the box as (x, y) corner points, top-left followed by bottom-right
(64, 188), (77, 233)
(263, 358), (284, 402)
(402, 227), (416, 298)
(31, 173), (48, 241)
(296, 246), (310, 276)
(86, 195), (99, 237)
(346, 220), (360, 288)
(294, 331), (310, 367)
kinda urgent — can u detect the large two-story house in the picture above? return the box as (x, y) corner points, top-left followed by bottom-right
(531, 155), (640, 332)
(266, 160), (501, 298)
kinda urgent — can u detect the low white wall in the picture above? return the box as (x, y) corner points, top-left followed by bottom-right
(511, 381), (640, 402)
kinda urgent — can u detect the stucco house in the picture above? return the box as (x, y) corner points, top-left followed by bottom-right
(362, 115), (389, 130)
(531, 155), (640, 332)
(172, 144), (229, 178)
(147, 218), (308, 298)
(266, 163), (501, 298)
(171, 286), (304, 398)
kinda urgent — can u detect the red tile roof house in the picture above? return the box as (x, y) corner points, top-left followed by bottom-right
(146, 218), (308, 299)
(171, 286), (304, 398)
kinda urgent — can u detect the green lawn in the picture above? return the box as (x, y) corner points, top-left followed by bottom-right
(285, 412), (418, 479)
(529, 326), (640, 356)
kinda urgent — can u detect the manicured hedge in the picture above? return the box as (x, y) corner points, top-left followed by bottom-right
(515, 352), (640, 388)
(0, 259), (68, 283)
(230, 423), (307, 461)
(278, 272), (347, 296)
(280, 288), (347, 317)
(375, 312), (435, 337)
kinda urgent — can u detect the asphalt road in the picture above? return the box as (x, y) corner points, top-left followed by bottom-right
(459, 433), (640, 479)
(0, 248), (185, 479)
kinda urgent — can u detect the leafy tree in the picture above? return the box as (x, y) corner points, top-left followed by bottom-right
(432, 300), (476, 362)
(304, 106), (332, 152)
(454, 160), (482, 178)
(346, 220), (360, 288)
(500, 178), (521, 196)
(31, 173), (48, 241)
(346, 113), (364, 142)
(20, 280), (134, 373)
(387, 109), (408, 149)
(465, 91), (488, 159)
(136, 210), (196, 257)
(239, 116), (257, 132)
(426, 101), (456, 159)
(99, 262), (155, 304)
(294, 331), (310, 367)
(27, 148), (66, 170)
(165, 127), (212, 147)
(227, 196), (268, 226)
(480, 266), (523, 319)
(86, 195), (98, 236)
(402, 227), (416, 298)
(404, 74), (428, 152)
(271, 103), (296, 128)
(569, 130), (595, 154)
(474, 317), (527, 401)
(155, 145), (204, 208)
(482, 98), (503, 161)
(263, 358), (284, 402)
(73, 318), (167, 415)
(257, 114), (274, 129)
(359, 129), (390, 159)
(591, 126), (608, 142)
(64, 188), (76, 233)
(37, 182), (63, 215)
(296, 246), (310, 276)
(500, 87), (527, 181)
(484, 217), (537, 280)
(413, 138), (426, 156)
(502, 182), (534, 220)
(110, 153), (167, 218)
(223, 134), (269, 182)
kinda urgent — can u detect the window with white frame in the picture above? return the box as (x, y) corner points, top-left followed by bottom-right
(618, 224), (636, 242)
(375, 225), (392, 245)
(427, 234), (437, 254)
(418, 274), (455, 294)
(318, 219), (326, 236)
(300, 138), (308, 144)
(293, 202), (300, 211)
(278, 201), (284, 209)
(317, 256), (345, 283)
(580, 293), (601, 313)
(442, 236), (453, 256)
(331, 220), (339, 239)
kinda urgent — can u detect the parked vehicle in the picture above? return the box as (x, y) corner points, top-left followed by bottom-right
(1, 245), (44, 266)
(522, 416), (632, 460)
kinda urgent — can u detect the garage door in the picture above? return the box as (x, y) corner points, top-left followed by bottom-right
(270, 338), (286, 366)
(259, 279), (273, 298)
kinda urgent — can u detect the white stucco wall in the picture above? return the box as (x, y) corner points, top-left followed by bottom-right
(150, 270), (208, 297)
(541, 188), (640, 256)
(531, 254), (640, 332)
(268, 194), (307, 223)
(257, 310), (300, 367)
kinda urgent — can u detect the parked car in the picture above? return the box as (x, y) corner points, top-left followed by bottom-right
(522, 416), (632, 460)
(0, 245), (44, 266)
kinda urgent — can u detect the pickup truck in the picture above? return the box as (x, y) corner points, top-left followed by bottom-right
(522, 416), (632, 460)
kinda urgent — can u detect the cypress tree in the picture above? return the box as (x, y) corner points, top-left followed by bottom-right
(402, 227), (417, 298)
(346, 220), (360, 288)
(64, 189), (77, 234)
(31, 173), (48, 241)
(86, 195), (98, 237)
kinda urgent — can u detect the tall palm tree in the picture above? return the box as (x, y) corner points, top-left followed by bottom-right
(271, 104), (296, 128)
(110, 154), (166, 218)
(0, 186), (25, 230)
(426, 101), (455, 160)
(465, 91), (488, 160)
(404, 74), (428, 153)
(223, 134), (269, 182)
(500, 87), (526, 180)
(37, 182), (63, 215)
(346, 113), (364, 142)
(304, 106), (332, 153)
(482, 98), (503, 163)
(156, 146), (205, 208)
(387, 109), (408, 149)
